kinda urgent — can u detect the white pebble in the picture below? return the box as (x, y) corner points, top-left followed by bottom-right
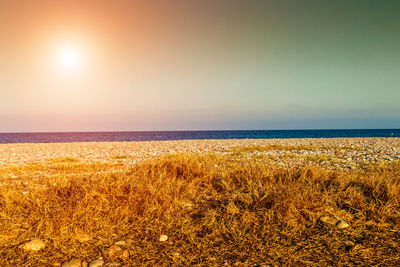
(159, 234), (168, 242)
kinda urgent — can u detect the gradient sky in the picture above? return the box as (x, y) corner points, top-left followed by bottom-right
(0, 0), (399, 132)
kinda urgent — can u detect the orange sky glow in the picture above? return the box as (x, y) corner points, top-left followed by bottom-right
(1, 1), (399, 131)
(1, 1), (203, 130)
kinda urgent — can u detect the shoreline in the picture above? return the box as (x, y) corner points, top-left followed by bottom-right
(0, 137), (399, 167)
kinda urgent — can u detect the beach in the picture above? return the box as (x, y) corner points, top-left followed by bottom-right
(1, 137), (399, 168)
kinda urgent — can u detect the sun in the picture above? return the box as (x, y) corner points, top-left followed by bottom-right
(55, 42), (85, 73)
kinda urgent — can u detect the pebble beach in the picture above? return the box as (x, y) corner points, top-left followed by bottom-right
(1, 137), (399, 169)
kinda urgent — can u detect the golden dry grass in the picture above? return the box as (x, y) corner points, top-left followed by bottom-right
(0, 152), (400, 266)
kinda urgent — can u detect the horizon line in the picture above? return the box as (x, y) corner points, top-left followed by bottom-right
(0, 128), (399, 134)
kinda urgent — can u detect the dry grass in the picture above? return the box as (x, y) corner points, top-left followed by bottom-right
(0, 153), (400, 266)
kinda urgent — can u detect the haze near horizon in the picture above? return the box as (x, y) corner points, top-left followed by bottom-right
(1, 0), (399, 132)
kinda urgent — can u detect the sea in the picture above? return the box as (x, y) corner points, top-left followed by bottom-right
(0, 129), (399, 144)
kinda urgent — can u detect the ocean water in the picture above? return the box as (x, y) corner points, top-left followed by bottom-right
(0, 129), (399, 144)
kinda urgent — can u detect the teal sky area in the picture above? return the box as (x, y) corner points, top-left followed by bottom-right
(0, 0), (399, 131)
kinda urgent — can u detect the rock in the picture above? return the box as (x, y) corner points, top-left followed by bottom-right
(319, 214), (349, 229)
(19, 239), (46, 251)
(114, 240), (126, 246)
(351, 233), (364, 241)
(337, 220), (350, 229)
(89, 259), (104, 267)
(318, 215), (339, 225)
(105, 245), (129, 259)
(61, 259), (82, 267)
(159, 234), (168, 242)
(344, 240), (355, 249)
(82, 262), (88, 267)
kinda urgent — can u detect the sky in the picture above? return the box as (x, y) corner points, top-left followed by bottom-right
(0, 0), (399, 132)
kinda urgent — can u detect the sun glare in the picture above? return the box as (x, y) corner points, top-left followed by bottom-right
(55, 42), (85, 73)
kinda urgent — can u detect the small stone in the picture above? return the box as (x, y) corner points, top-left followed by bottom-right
(82, 262), (88, 267)
(351, 233), (364, 240)
(172, 252), (180, 257)
(19, 239), (46, 251)
(89, 259), (104, 267)
(319, 214), (349, 229)
(106, 246), (129, 259)
(159, 234), (168, 242)
(337, 220), (350, 229)
(114, 240), (126, 246)
(344, 240), (355, 248)
(319, 215), (339, 225)
(104, 263), (121, 267)
(61, 259), (82, 267)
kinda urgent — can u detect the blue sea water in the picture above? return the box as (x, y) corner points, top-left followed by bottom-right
(0, 129), (399, 144)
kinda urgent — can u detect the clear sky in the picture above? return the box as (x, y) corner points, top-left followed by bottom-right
(0, 0), (399, 132)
